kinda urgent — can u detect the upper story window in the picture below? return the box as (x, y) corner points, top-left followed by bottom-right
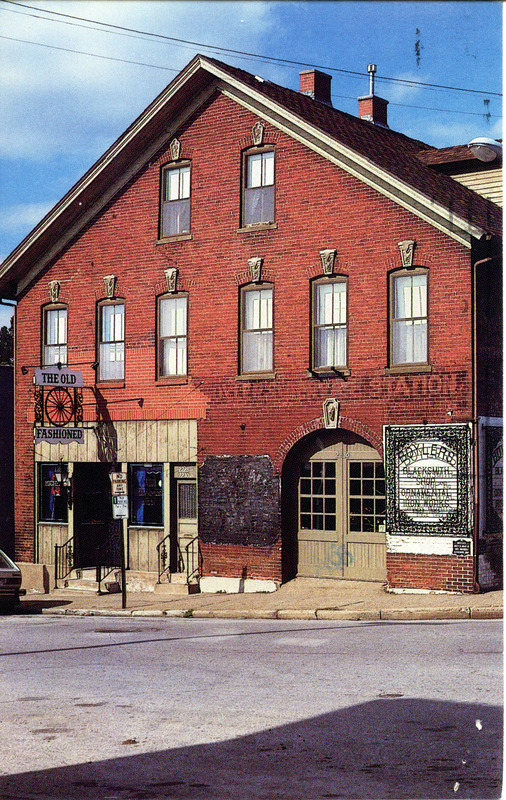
(240, 284), (273, 375)
(158, 294), (188, 378)
(312, 278), (347, 371)
(43, 306), (67, 366)
(160, 163), (191, 238)
(242, 149), (275, 226)
(98, 301), (125, 381)
(390, 270), (428, 366)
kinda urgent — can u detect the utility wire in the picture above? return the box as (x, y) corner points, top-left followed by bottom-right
(1, 33), (499, 121)
(1, 0), (502, 98)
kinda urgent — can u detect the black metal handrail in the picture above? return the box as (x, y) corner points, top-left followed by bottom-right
(54, 537), (74, 588)
(95, 530), (121, 594)
(186, 536), (200, 585)
(156, 533), (171, 584)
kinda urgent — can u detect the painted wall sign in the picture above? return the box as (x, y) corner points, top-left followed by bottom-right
(34, 426), (84, 444)
(397, 440), (458, 523)
(34, 366), (83, 387)
(384, 424), (472, 536)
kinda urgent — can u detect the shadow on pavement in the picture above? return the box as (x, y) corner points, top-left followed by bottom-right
(0, 698), (501, 799)
(5, 599), (72, 615)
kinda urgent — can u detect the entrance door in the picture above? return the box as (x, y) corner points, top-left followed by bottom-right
(171, 465), (198, 574)
(297, 437), (386, 580)
(73, 463), (111, 568)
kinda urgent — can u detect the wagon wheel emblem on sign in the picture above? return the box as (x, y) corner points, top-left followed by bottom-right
(44, 388), (75, 426)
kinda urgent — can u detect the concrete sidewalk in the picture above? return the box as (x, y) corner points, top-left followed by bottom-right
(16, 577), (503, 620)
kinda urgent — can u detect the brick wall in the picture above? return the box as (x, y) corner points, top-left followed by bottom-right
(199, 541), (282, 582)
(13, 89), (481, 588)
(387, 553), (475, 593)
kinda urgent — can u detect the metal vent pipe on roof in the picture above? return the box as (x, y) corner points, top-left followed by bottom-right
(368, 63), (377, 95)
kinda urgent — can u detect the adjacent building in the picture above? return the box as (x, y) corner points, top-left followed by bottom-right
(0, 56), (502, 594)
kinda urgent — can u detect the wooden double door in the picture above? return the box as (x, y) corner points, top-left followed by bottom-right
(297, 438), (386, 581)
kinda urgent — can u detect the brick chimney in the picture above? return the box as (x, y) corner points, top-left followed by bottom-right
(358, 64), (389, 127)
(299, 69), (332, 106)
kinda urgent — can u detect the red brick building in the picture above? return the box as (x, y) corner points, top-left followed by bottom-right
(0, 56), (502, 594)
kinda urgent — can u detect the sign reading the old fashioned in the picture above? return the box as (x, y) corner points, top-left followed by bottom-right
(384, 424), (472, 536)
(34, 366), (83, 388)
(34, 426), (84, 444)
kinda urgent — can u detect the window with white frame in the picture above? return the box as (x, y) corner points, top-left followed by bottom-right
(43, 306), (67, 366)
(312, 278), (347, 370)
(160, 163), (191, 237)
(390, 270), (428, 365)
(241, 285), (273, 374)
(98, 302), (125, 381)
(243, 150), (275, 226)
(158, 294), (188, 377)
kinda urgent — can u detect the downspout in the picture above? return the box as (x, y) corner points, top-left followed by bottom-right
(471, 250), (499, 592)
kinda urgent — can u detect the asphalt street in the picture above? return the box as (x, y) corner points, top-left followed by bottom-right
(0, 615), (502, 799)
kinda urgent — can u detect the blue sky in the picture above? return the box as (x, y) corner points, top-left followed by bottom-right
(0, 0), (502, 326)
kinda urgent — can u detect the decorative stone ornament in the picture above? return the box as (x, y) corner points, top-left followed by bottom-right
(48, 280), (60, 303)
(164, 267), (179, 293)
(320, 249), (337, 276)
(248, 257), (264, 283)
(169, 137), (181, 161)
(322, 398), (340, 429)
(398, 240), (416, 268)
(251, 122), (265, 146)
(103, 275), (117, 299)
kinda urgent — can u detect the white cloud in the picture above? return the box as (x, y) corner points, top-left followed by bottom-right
(0, 1), (276, 161)
(0, 202), (54, 234)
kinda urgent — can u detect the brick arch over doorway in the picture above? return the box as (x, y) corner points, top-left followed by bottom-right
(274, 416), (382, 474)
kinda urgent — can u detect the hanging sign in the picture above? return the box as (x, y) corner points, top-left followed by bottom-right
(34, 426), (84, 444)
(34, 366), (83, 387)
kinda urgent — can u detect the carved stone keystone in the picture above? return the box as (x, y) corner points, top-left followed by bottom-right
(320, 249), (337, 276)
(323, 398), (340, 429)
(398, 240), (416, 268)
(103, 275), (117, 299)
(169, 137), (181, 161)
(251, 122), (265, 146)
(248, 257), (264, 283)
(164, 267), (179, 293)
(48, 280), (60, 303)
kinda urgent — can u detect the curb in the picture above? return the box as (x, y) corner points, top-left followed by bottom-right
(40, 606), (503, 620)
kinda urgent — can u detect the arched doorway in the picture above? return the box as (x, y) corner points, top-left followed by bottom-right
(282, 428), (386, 582)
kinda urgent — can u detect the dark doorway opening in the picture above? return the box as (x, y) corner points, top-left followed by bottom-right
(73, 463), (112, 568)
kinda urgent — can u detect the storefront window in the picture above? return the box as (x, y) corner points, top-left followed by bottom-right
(39, 463), (69, 522)
(129, 464), (163, 526)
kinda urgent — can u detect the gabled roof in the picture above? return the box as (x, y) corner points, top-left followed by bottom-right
(0, 54), (501, 297)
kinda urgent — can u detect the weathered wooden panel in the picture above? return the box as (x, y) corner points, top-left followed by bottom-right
(127, 526), (164, 571)
(38, 523), (70, 565)
(345, 538), (386, 581)
(34, 420), (198, 465)
(298, 538), (345, 579)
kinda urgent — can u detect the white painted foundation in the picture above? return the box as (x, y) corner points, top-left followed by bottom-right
(199, 576), (278, 594)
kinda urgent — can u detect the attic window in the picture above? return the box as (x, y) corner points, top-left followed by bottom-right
(242, 149), (275, 226)
(160, 162), (191, 238)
